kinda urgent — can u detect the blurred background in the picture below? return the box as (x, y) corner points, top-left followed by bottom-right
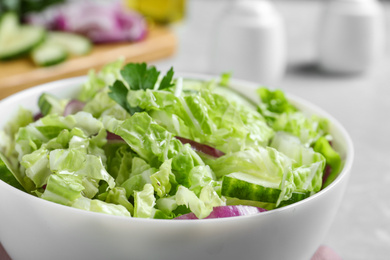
(0, 0), (389, 91)
(1, 0), (389, 259)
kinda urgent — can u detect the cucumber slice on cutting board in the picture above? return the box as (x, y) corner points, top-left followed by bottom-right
(221, 172), (311, 207)
(0, 12), (46, 60)
(31, 32), (91, 66)
(46, 31), (92, 55)
(31, 41), (67, 66)
(0, 13), (91, 65)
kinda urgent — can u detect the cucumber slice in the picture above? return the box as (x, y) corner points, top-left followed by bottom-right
(38, 93), (68, 116)
(0, 152), (25, 191)
(31, 41), (67, 66)
(0, 12), (19, 37)
(221, 172), (310, 207)
(47, 31), (92, 55)
(0, 12), (46, 60)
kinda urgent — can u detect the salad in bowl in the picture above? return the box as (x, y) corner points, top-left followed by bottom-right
(0, 60), (342, 220)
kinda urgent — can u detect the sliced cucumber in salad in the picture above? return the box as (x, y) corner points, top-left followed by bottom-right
(38, 93), (68, 115)
(0, 12), (45, 60)
(221, 172), (311, 207)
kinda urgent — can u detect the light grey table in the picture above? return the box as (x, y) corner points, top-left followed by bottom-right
(1, 1), (388, 259)
(152, 0), (390, 259)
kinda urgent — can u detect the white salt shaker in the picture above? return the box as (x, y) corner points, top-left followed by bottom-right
(210, 0), (286, 86)
(318, 0), (385, 74)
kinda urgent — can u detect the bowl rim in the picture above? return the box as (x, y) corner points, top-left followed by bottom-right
(0, 74), (354, 223)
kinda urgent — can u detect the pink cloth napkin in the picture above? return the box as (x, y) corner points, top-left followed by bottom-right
(0, 243), (11, 260)
(311, 245), (343, 260)
(0, 243), (341, 260)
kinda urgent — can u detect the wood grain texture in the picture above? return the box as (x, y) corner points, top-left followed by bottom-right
(0, 26), (177, 99)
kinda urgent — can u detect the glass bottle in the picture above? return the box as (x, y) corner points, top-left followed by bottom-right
(126, 0), (186, 24)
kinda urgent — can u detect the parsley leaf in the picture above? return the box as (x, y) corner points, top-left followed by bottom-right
(108, 62), (175, 115)
(159, 67), (174, 90)
(108, 80), (141, 115)
(121, 63), (160, 90)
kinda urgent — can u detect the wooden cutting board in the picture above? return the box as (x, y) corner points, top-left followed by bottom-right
(0, 26), (177, 100)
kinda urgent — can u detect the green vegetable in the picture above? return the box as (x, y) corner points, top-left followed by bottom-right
(0, 0), (20, 15)
(108, 63), (174, 115)
(221, 173), (310, 207)
(257, 87), (329, 146)
(134, 183), (156, 218)
(79, 59), (124, 102)
(0, 12), (45, 60)
(0, 152), (25, 191)
(31, 31), (92, 67)
(209, 147), (295, 205)
(0, 10), (90, 66)
(314, 136), (342, 188)
(270, 131), (326, 193)
(31, 40), (67, 66)
(38, 93), (68, 116)
(47, 31), (91, 56)
(41, 173), (84, 205)
(176, 185), (224, 219)
(1, 0), (65, 17)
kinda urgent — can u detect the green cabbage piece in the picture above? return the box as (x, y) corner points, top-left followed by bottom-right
(72, 196), (130, 217)
(270, 131), (326, 193)
(14, 112), (104, 160)
(105, 187), (134, 216)
(79, 58), (124, 102)
(257, 87), (329, 146)
(176, 185), (225, 219)
(134, 183), (156, 218)
(41, 173), (84, 205)
(126, 87), (274, 153)
(0, 107), (33, 169)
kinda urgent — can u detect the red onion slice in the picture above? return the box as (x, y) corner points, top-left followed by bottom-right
(175, 205), (267, 220)
(63, 100), (85, 116)
(34, 113), (43, 121)
(176, 137), (225, 158)
(25, 1), (148, 43)
(106, 131), (124, 141)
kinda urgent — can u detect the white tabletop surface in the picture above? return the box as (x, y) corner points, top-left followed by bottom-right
(152, 0), (390, 259)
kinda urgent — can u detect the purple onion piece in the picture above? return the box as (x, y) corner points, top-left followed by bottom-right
(63, 100), (85, 116)
(34, 113), (43, 121)
(106, 131), (124, 141)
(175, 205), (267, 220)
(25, 1), (148, 43)
(53, 14), (67, 31)
(321, 165), (332, 190)
(176, 137), (225, 158)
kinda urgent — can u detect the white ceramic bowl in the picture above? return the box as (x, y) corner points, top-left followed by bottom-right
(0, 75), (353, 260)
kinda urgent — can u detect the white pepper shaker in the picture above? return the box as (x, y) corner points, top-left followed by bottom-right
(210, 0), (286, 86)
(318, 0), (385, 74)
